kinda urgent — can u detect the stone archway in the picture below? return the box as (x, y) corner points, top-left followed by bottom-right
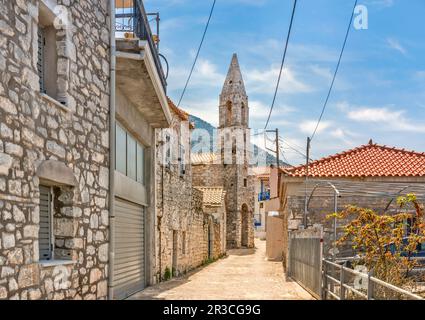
(241, 204), (249, 247)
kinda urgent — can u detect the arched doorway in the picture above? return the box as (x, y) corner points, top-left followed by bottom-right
(241, 204), (249, 247)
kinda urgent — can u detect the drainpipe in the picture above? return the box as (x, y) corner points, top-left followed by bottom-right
(158, 160), (164, 282)
(108, 0), (116, 300)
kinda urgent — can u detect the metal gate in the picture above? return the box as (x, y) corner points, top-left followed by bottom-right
(113, 198), (145, 299)
(287, 226), (323, 299)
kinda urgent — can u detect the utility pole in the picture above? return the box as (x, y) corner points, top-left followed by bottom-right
(275, 128), (280, 171)
(264, 128), (281, 196)
(304, 136), (311, 228)
(264, 129), (280, 170)
(275, 129), (280, 198)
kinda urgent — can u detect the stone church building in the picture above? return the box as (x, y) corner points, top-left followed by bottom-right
(192, 54), (255, 249)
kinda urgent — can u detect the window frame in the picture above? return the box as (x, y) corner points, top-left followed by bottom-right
(38, 2), (64, 104)
(115, 122), (146, 185)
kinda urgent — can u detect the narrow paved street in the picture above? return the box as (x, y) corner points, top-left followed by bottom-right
(129, 239), (313, 300)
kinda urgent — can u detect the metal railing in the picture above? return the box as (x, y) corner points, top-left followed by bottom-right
(322, 259), (424, 300)
(115, 0), (167, 92)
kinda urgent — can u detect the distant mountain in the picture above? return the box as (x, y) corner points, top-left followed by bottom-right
(189, 115), (290, 167)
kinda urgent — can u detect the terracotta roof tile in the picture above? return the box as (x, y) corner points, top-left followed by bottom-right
(191, 152), (219, 165)
(167, 98), (194, 129)
(286, 142), (425, 178)
(195, 187), (226, 206)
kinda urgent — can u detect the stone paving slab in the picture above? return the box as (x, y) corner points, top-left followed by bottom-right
(128, 239), (314, 300)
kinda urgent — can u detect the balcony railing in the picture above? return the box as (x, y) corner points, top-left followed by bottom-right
(258, 191), (271, 202)
(115, 0), (167, 92)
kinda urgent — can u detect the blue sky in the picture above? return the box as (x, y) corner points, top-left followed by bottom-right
(143, 0), (425, 165)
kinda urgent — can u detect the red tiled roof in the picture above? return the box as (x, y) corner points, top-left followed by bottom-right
(286, 142), (425, 178)
(167, 98), (195, 129)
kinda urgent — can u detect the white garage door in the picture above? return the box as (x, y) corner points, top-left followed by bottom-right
(113, 198), (145, 299)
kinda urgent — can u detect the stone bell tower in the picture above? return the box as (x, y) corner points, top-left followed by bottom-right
(218, 54), (254, 249)
(219, 54), (249, 129)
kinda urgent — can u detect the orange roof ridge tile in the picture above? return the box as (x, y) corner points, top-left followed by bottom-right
(286, 141), (425, 178)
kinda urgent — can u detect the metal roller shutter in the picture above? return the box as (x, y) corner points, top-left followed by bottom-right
(39, 185), (52, 260)
(113, 198), (145, 299)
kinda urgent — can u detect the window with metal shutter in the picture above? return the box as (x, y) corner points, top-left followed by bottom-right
(39, 185), (52, 260)
(37, 27), (46, 93)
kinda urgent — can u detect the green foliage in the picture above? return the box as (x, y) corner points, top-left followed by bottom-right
(202, 257), (217, 266)
(163, 267), (172, 281)
(329, 194), (425, 294)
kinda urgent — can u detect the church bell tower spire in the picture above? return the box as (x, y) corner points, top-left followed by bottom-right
(219, 54), (249, 128)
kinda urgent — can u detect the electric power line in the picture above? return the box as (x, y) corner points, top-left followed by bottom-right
(264, 0), (298, 130)
(310, 0), (358, 141)
(278, 145), (291, 166)
(177, 0), (217, 107)
(278, 136), (304, 152)
(279, 137), (314, 161)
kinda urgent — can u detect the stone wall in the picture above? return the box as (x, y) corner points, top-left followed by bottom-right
(155, 121), (217, 281)
(203, 203), (226, 259)
(192, 161), (255, 249)
(0, 0), (110, 300)
(191, 163), (223, 187)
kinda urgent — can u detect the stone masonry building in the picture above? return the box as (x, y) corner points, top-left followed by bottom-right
(0, 0), (111, 299)
(192, 54), (255, 249)
(266, 141), (425, 267)
(155, 99), (226, 281)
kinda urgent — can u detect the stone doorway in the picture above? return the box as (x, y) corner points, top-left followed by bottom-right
(241, 204), (249, 247)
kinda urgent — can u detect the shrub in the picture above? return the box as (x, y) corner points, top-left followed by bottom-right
(328, 194), (425, 297)
(163, 267), (172, 281)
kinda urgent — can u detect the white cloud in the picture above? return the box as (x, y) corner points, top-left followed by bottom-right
(298, 120), (333, 135)
(335, 101), (350, 112)
(347, 107), (425, 133)
(168, 58), (225, 91)
(386, 38), (407, 55)
(249, 100), (295, 121)
(160, 17), (186, 32)
(180, 98), (219, 127)
(245, 65), (312, 95)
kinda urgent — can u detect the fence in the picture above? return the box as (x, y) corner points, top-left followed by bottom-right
(322, 259), (424, 300)
(287, 227), (323, 299)
(115, 0), (167, 91)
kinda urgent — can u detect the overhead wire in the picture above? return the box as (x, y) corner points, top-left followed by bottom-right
(264, 0), (298, 129)
(310, 0), (358, 141)
(177, 0), (217, 107)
